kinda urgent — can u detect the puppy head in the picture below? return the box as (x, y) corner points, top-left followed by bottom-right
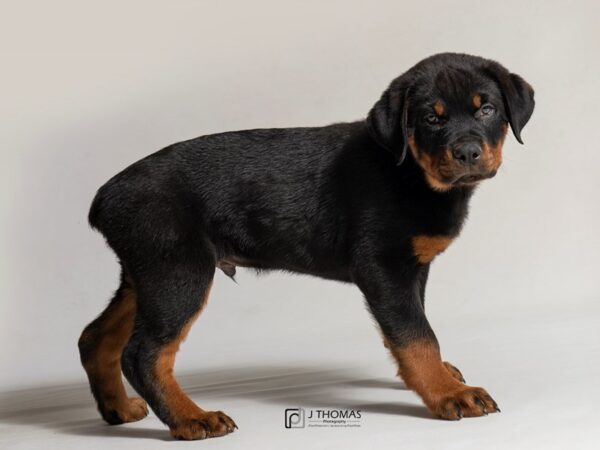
(367, 53), (535, 191)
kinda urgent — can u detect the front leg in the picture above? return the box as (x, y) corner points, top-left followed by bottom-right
(417, 263), (465, 383)
(354, 260), (499, 420)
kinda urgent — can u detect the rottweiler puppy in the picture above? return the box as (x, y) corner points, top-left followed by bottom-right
(79, 53), (534, 439)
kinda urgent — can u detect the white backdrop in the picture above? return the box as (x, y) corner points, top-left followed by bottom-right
(1, 0), (599, 392)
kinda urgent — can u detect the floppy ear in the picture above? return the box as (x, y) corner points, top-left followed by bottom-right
(367, 80), (410, 165)
(486, 64), (535, 144)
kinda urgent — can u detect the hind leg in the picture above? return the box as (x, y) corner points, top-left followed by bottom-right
(78, 272), (149, 424)
(121, 251), (237, 440)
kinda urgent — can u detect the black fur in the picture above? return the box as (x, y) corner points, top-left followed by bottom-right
(83, 52), (534, 431)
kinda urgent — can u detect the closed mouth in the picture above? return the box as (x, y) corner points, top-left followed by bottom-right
(457, 173), (485, 183)
(448, 170), (497, 185)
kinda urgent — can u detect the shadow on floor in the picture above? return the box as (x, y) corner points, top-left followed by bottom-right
(0, 364), (430, 440)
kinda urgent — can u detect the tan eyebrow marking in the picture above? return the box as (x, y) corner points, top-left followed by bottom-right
(433, 102), (445, 116)
(472, 94), (482, 109)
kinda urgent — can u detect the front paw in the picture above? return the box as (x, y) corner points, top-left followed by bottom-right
(169, 410), (237, 440)
(428, 386), (500, 420)
(100, 397), (149, 425)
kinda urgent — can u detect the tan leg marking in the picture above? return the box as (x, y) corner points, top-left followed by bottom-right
(152, 281), (237, 440)
(79, 284), (148, 424)
(389, 340), (499, 419)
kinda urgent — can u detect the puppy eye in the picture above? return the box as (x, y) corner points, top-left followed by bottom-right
(480, 103), (496, 116)
(424, 113), (440, 125)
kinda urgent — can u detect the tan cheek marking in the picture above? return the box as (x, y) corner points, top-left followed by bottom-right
(412, 235), (453, 264)
(424, 173), (452, 192)
(482, 143), (503, 172)
(407, 136), (453, 192)
(472, 94), (482, 109)
(482, 124), (508, 172)
(433, 102), (445, 116)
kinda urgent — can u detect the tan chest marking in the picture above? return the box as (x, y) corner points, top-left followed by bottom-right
(412, 235), (453, 264)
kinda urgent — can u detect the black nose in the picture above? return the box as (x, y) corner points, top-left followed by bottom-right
(452, 143), (482, 165)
